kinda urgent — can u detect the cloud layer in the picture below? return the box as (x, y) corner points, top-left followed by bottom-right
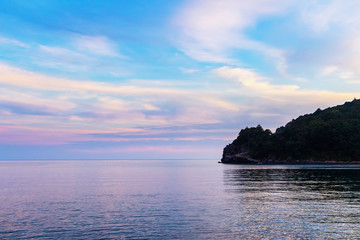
(0, 0), (359, 159)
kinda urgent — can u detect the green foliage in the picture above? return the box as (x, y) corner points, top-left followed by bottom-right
(230, 99), (360, 162)
(232, 125), (272, 159)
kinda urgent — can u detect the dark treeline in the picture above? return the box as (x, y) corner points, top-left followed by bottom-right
(223, 99), (360, 163)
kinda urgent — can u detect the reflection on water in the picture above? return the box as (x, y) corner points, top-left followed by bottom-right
(0, 160), (227, 239)
(0, 161), (359, 239)
(222, 165), (360, 239)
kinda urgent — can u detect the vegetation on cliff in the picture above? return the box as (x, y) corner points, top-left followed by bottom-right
(222, 99), (360, 163)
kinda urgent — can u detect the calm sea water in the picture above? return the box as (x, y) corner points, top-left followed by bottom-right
(0, 160), (360, 239)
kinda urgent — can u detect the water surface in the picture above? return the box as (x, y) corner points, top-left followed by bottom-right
(0, 160), (359, 239)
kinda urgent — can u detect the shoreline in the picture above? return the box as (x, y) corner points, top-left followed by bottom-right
(219, 161), (360, 165)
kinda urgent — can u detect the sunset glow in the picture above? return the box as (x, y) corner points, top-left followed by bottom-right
(1, 0), (359, 159)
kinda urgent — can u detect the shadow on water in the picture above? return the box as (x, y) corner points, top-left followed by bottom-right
(220, 165), (360, 239)
(224, 167), (360, 197)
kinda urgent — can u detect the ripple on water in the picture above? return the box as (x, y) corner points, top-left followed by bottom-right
(0, 161), (360, 239)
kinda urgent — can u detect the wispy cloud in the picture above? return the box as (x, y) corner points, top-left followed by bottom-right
(73, 35), (124, 57)
(2, 0), (360, 159)
(320, 65), (354, 80)
(1, 62), (356, 137)
(214, 66), (358, 125)
(0, 36), (29, 48)
(0, 87), (76, 113)
(37, 45), (94, 72)
(0, 63), (242, 130)
(300, 0), (360, 33)
(215, 66), (356, 98)
(0, 35), (129, 76)
(178, 67), (200, 74)
(296, 1), (360, 80)
(172, 0), (360, 82)
(173, 0), (291, 72)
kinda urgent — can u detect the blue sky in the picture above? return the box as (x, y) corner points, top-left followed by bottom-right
(0, 0), (359, 159)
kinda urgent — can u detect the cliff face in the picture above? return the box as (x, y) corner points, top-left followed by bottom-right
(222, 144), (257, 164)
(221, 99), (360, 164)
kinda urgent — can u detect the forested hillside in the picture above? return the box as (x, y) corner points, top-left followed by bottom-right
(222, 99), (360, 164)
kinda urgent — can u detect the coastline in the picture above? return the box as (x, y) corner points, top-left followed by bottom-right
(220, 154), (360, 165)
(219, 161), (360, 165)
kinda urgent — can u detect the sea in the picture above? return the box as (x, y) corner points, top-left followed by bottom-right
(0, 160), (359, 239)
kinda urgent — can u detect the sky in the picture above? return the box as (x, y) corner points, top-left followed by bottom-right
(0, 0), (359, 160)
